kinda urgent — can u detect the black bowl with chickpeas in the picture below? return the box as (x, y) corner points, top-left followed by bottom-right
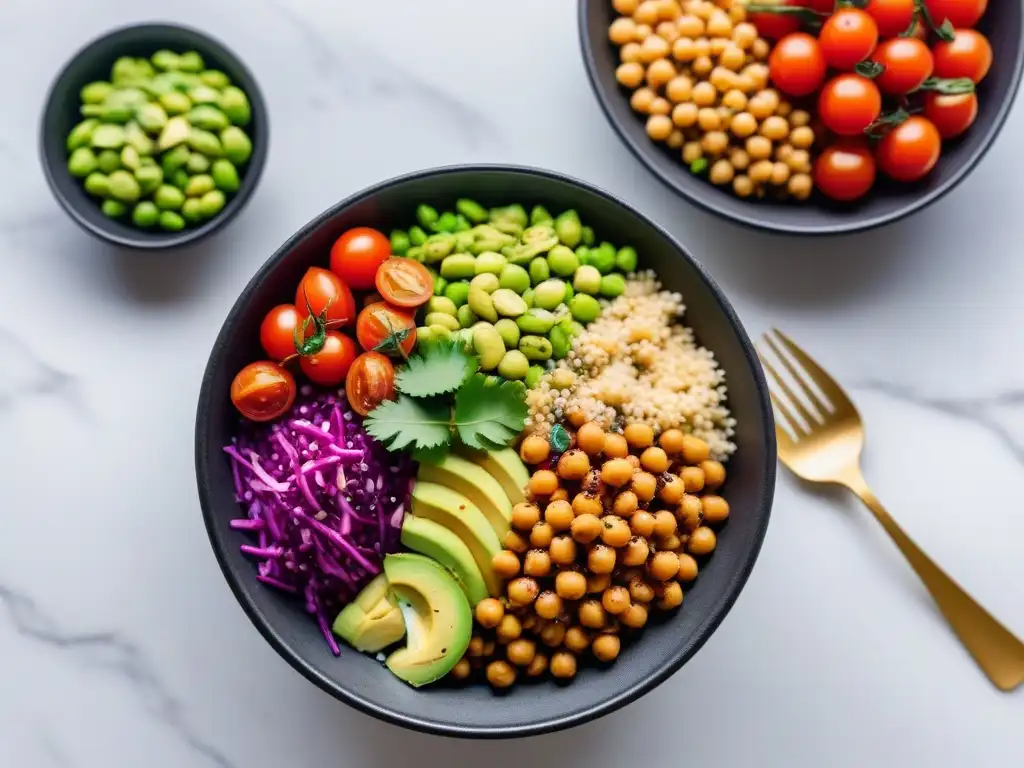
(580, 0), (1024, 235)
(196, 164), (776, 738)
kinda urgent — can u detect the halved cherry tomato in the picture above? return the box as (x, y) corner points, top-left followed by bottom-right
(299, 331), (357, 387)
(231, 361), (297, 422)
(933, 29), (992, 83)
(876, 116), (942, 182)
(813, 142), (877, 202)
(769, 32), (827, 97)
(295, 267), (356, 328)
(374, 258), (434, 308)
(356, 301), (417, 357)
(924, 0), (988, 29)
(329, 227), (392, 291)
(864, 0), (917, 38)
(872, 37), (934, 94)
(346, 352), (396, 417)
(818, 74), (882, 135)
(924, 91), (979, 138)
(819, 8), (879, 71)
(260, 304), (304, 362)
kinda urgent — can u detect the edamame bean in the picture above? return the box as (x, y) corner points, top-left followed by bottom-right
(600, 274), (627, 298)
(406, 246), (424, 262)
(170, 168), (190, 189)
(444, 282), (470, 307)
(534, 279), (567, 311)
(177, 51), (205, 73)
(390, 230), (411, 255)
(547, 245), (579, 277)
(569, 294), (601, 323)
(125, 123), (154, 156)
(151, 50), (180, 71)
(221, 126), (251, 164)
(67, 119), (99, 151)
(491, 289), (528, 318)
(475, 251), (506, 275)
(188, 104), (229, 132)
(530, 205), (553, 225)
(68, 148), (98, 178)
(219, 87), (251, 126)
(425, 312), (460, 332)
(160, 90), (191, 115)
(158, 117), (190, 151)
(81, 81), (114, 104)
(468, 286), (497, 322)
(416, 204), (439, 230)
(516, 308), (557, 334)
(185, 152), (210, 176)
(422, 233), (455, 263)
(440, 253), (476, 280)
(427, 296), (458, 316)
(132, 201), (159, 228)
(468, 224), (516, 254)
(456, 304), (477, 328)
(455, 328), (475, 351)
(428, 324), (453, 340)
(189, 128), (223, 157)
(97, 149), (122, 174)
(581, 225), (596, 246)
(529, 257), (550, 286)
(155, 184), (185, 211)
(434, 274), (447, 296)
(409, 225), (428, 246)
(454, 214), (470, 232)
(490, 204), (528, 231)
(522, 288), (535, 308)
(189, 85), (220, 106)
(590, 243), (617, 274)
(91, 124), (126, 149)
(498, 350), (530, 380)
(519, 335), (553, 361)
(159, 210), (186, 231)
(211, 159), (240, 192)
(525, 365), (545, 388)
(199, 70), (231, 89)
(120, 146), (140, 171)
(102, 199), (127, 218)
(161, 144), (190, 174)
(473, 325), (506, 371)
(573, 265), (602, 295)
(182, 197), (204, 224)
(84, 172), (109, 197)
(416, 327), (434, 346)
(456, 198), (489, 224)
(186, 174), (215, 198)
(470, 273), (500, 293)
(107, 170), (140, 203)
(549, 325), (571, 360)
(136, 103), (168, 133)
(564, 284), (574, 303)
(435, 211), (459, 233)
(454, 230), (475, 252)
(554, 209), (582, 247)
(499, 264), (530, 293)
(576, 246), (590, 265)
(199, 189), (226, 218)
(494, 319), (520, 349)
(616, 246), (638, 273)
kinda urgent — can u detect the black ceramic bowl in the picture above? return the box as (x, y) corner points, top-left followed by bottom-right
(195, 165), (776, 738)
(40, 23), (268, 249)
(579, 1), (1024, 235)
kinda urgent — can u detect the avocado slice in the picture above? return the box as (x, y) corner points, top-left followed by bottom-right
(418, 454), (512, 536)
(332, 574), (406, 653)
(383, 553), (472, 687)
(411, 481), (503, 597)
(455, 445), (530, 505)
(401, 514), (489, 606)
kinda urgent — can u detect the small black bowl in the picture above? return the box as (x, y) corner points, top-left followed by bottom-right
(40, 23), (268, 250)
(579, 1), (1024, 235)
(196, 165), (776, 738)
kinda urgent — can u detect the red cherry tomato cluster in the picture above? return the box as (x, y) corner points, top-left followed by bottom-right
(755, 0), (990, 201)
(230, 227), (434, 422)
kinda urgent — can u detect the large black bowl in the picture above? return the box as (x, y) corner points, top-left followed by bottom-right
(195, 165), (776, 738)
(40, 23), (269, 250)
(579, 1), (1024, 235)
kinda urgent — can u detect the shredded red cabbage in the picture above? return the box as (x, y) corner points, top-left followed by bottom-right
(225, 385), (414, 655)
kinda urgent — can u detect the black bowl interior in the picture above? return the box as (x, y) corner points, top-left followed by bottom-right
(40, 23), (268, 250)
(196, 166), (776, 738)
(580, 0), (1024, 235)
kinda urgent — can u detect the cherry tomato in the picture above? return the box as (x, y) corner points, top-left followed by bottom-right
(818, 74), (883, 136)
(813, 141), (877, 202)
(924, 0), (988, 28)
(924, 91), (979, 138)
(876, 116), (942, 182)
(864, 0), (917, 38)
(872, 37), (934, 94)
(260, 304), (304, 362)
(346, 352), (396, 417)
(819, 8), (879, 71)
(933, 29), (992, 83)
(231, 361), (297, 422)
(355, 301), (417, 357)
(769, 33), (827, 97)
(747, 0), (807, 40)
(299, 331), (358, 387)
(329, 227), (392, 291)
(374, 258), (434, 308)
(295, 267), (356, 328)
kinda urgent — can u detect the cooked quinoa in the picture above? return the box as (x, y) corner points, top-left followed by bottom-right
(526, 272), (736, 460)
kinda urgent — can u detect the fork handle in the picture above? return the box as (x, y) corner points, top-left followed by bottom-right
(846, 473), (1024, 691)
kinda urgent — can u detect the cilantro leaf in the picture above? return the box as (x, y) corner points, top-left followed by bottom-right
(453, 375), (528, 451)
(396, 340), (479, 398)
(363, 395), (453, 452)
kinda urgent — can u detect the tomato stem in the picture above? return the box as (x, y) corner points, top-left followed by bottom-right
(918, 77), (976, 95)
(745, 4), (829, 22)
(864, 107), (912, 138)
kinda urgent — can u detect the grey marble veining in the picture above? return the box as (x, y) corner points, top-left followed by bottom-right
(2, 0), (1022, 766)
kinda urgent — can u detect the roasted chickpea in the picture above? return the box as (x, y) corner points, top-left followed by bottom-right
(789, 108), (811, 127)
(720, 44), (746, 70)
(529, 470), (559, 497)
(587, 571), (612, 594)
(661, 532), (683, 551)
(743, 62), (770, 89)
(680, 465), (706, 492)
(504, 529), (530, 554)
(602, 586), (631, 615)
(672, 36), (698, 61)
(564, 626), (592, 653)
(788, 173), (813, 201)
(467, 635), (485, 658)
(556, 570), (587, 600)
(701, 494), (730, 524)
(677, 494), (704, 531)
(601, 458), (634, 487)
(630, 472), (656, 502)
(732, 21), (757, 48)
(526, 651), (549, 677)
(592, 633), (622, 662)
(677, 552), (699, 582)
(706, 8), (732, 35)
(487, 660), (517, 688)
(634, 0), (660, 24)
(551, 651), (577, 679)
(589, 544), (617, 574)
(622, 536), (651, 566)
(571, 513), (602, 544)
(775, 143), (794, 163)
(649, 550), (681, 581)
(770, 161), (791, 185)
(702, 130), (730, 155)
(550, 488), (570, 503)
(653, 510), (678, 539)
(492, 550), (522, 580)
(657, 579), (684, 610)
(508, 577), (539, 606)
(733, 174), (755, 198)
(635, 446), (668, 474)
(450, 657), (472, 680)
(540, 620), (567, 648)
(692, 77), (716, 103)
(745, 135), (771, 162)
(751, 37), (770, 60)
(730, 111), (757, 138)
(672, 102), (699, 129)
(512, 502), (541, 531)
(682, 141), (703, 164)
(709, 159), (735, 186)
(630, 510), (656, 538)
(544, 499), (575, 532)
(620, 41), (643, 63)
(761, 115), (789, 142)
(497, 614), (523, 644)
(790, 125), (814, 149)
(524, 548), (552, 578)
(649, 97), (672, 115)
(506, 637), (536, 667)
(659, 428), (685, 454)
(665, 75), (694, 104)
(576, 422), (606, 456)
(601, 515), (633, 548)
(721, 88), (747, 112)
(649, 59), (678, 90)
(630, 86), (657, 113)
(727, 147), (751, 171)
(610, 490), (637, 518)
(549, 535), (577, 566)
(622, 602), (649, 628)
(668, 128), (686, 149)
(475, 598), (505, 628)
(569, 493), (601, 519)
(688, 526), (717, 555)
(579, 599), (607, 629)
(534, 590), (563, 620)
(646, 113), (674, 141)
(749, 159), (773, 184)
(677, 13), (704, 36)
(610, 17), (638, 45)
(709, 66), (736, 92)
(786, 149), (811, 173)
(627, 454), (641, 470)
(567, 407), (588, 428)
(693, 36), (712, 57)
(603, 433), (629, 458)
(659, 474), (686, 505)
(530, 521), (554, 548)
(616, 61), (645, 88)
(639, 34), (670, 64)
(613, 0), (639, 13)
(628, 577), (655, 604)
(520, 435), (550, 464)
(656, 20), (680, 42)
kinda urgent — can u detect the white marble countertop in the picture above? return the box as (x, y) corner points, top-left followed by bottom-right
(2, 0), (1022, 765)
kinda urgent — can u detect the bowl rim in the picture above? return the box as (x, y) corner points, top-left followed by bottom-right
(38, 21), (269, 251)
(195, 163), (777, 738)
(577, 0), (1024, 236)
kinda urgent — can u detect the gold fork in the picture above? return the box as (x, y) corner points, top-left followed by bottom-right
(759, 329), (1024, 692)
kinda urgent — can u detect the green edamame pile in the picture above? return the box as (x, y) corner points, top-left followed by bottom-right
(391, 200), (639, 388)
(65, 50), (254, 232)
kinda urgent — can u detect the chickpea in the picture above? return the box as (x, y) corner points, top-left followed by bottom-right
(498, 615), (524, 646)
(634, 0), (661, 24)
(588, 544), (617, 574)
(630, 86), (657, 113)
(610, 17), (639, 45)
(526, 651), (549, 677)
(467, 635), (485, 657)
(551, 651), (577, 679)
(789, 125), (814, 150)
(646, 113), (674, 142)
(535, 590), (564, 620)
(676, 13), (704, 36)
(672, 36), (697, 62)
(570, 513), (603, 544)
(677, 494), (704, 531)
(702, 132), (729, 158)
(759, 88), (780, 112)
(630, 510), (656, 538)
(613, 490), (639, 518)
(576, 422), (606, 456)
(520, 434), (550, 464)
(621, 536), (650, 567)
(529, 470), (559, 497)
(656, 20), (680, 42)
(486, 660), (517, 688)
(676, 434), (708, 464)
(688, 526), (717, 555)
(601, 515), (633, 548)
(790, 109), (811, 127)
(743, 62), (769, 90)
(450, 657), (472, 680)
(657, 580), (684, 610)
(677, 552), (699, 582)
(555, 450), (588, 482)
(530, 522), (554, 548)
(540, 620), (567, 648)
(556, 570), (587, 600)
(648, 551), (679, 582)
(659, 0), (683, 20)
(733, 174), (754, 198)
(700, 494), (730, 525)
(735, 73), (757, 93)
(620, 41), (643, 63)
(475, 597), (505, 628)
(709, 37), (729, 57)
(663, 77), (692, 106)
(695, 107), (720, 132)
(506, 637), (536, 667)
(504, 529), (529, 554)
(682, 141), (703, 164)
(706, 8), (732, 35)
(751, 37), (770, 60)
(508, 577), (539, 606)
(720, 45), (746, 72)
(600, 458), (633, 487)
(721, 88), (747, 111)
(717, 105), (734, 131)
(630, 472), (656, 502)
(776, 100), (792, 117)
(615, 62), (645, 88)
(787, 149), (811, 173)
(592, 634), (622, 662)
(522, 613), (538, 631)
(788, 173), (813, 201)
(543, 499), (574, 532)
(629, 577), (656, 603)
(709, 159), (735, 186)
(512, 502), (541, 531)
(760, 115), (789, 142)
(652, 510), (677, 539)
(680, 465), (706, 492)
(732, 21), (757, 49)
(649, 96), (672, 115)
(622, 602), (649, 628)
(587, 571), (612, 593)
(745, 135), (772, 161)
(524, 548), (553, 578)
(693, 36), (712, 57)
(551, 488), (570, 504)
(749, 159), (774, 184)
(601, 586), (631, 615)
(659, 428), (685, 454)
(603, 433), (629, 459)
(723, 148), (748, 173)
(670, 104), (698, 133)
(567, 408), (587, 428)
(730, 111), (757, 138)
(689, 79), (714, 108)
(549, 535), (577, 566)
(492, 549), (521, 579)
(770, 161), (791, 186)
(729, 1), (748, 22)
(571, 493), (602, 520)
(613, 0), (639, 12)
(579, 599), (607, 629)
(564, 626), (592, 653)
(661, 532), (684, 550)
(646, 58), (677, 89)
(776, 143), (794, 163)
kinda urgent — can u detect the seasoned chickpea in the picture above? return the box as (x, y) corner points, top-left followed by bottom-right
(630, 510), (656, 538)
(722, 88), (747, 111)
(540, 620), (567, 648)
(701, 494), (730, 524)
(601, 515), (632, 548)
(530, 522), (554, 548)
(688, 526), (717, 555)
(588, 544), (617, 574)
(613, 0), (639, 13)
(788, 173), (813, 200)
(696, 107), (721, 132)
(661, 532), (683, 550)
(564, 626), (592, 653)
(789, 125), (814, 150)
(693, 36), (712, 57)
(524, 548), (552, 577)
(658, 428), (685, 454)
(613, 490), (639, 518)
(761, 115), (789, 141)
(549, 535), (577, 566)
(664, 77), (692, 106)
(728, 147), (750, 171)
(649, 550), (680, 581)
(649, 96), (671, 115)
(735, 73), (757, 93)
(709, 159), (735, 186)
(677, 494), (704, 531)
(504, 529), (529, 554)
(521, 613), (538, 631)
(622, 602), (649, 628)
(745, 135), (772, 161)
(610, 17), (639, 44)
(720, 44), (746, 71)
(776, 143), (794, 163)
(733, 174), (754, 198)
(678, 435), (709, 463)
(520, 434), (550, 464)
(646, 113), (674, 142)
(592, 633), (622, 662)
(579, 599), (607, 629)
(730, 111), (757, 138)
(656, 20), (680, 42)
(647, 58), (677, 89)
(634, 0), (661, 24)
(602, 585), (631, 615)
(587, 571), (612, 593)
(534, 590), (563, 620)
(677, 552), (699, 582)
(691, 80), (717, 107)
(576, 422), (606, 456)
(672, 36), (698, 62)
(551, 651), (577, 679)
(529, 470), (559, 497)
(550, 488), (570, 504)
(603, 432), (629, 459)
(630, 87), (657, 113)
(682, 141), (703, 164)
(544, 499), (575, 531)
(751, 37), (770, 60)
(572, 493), (603, 518)
(703, 130), (730, 155)
(486, 660), (517, 688)
(526, 651), (549, 677)
(600, 458), (634, 487)
(620, 41), (643, 63)
(732, 22), (757, 49)
(475, 598), (505, 628)
(657, 580), (684, 610)
(508, 577), (539, 605)
(705, 8), (731, 35)
(512, 502), (541, 531)
(556, 570), (587, 600)
(749, 159), (774, 184)
(709, 37), (729, 58)
(680, 465), (706, 492)
(743, 62), (769, 89)
(787, 149), (811, 173)
(628, 577), (656, 604)
(759, 88), (780, 112)
(653, 510), (678, 539)
(627, 454), (642, 470)
(776, 100), (792, 117)
(506, 637), (536, 666)
(450, 657), (472, 680)
(770, 161), (791, 185)
(497, 614), (522, 644)
(570, 513), (603, 544)
(622, 535), (651, 566)
(616, 62), (646, 88)
(492, 549), (521, 579)
(631, 472), (657, 502)
(567, 408), (587, 428)
(790, 109), (811, 127)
